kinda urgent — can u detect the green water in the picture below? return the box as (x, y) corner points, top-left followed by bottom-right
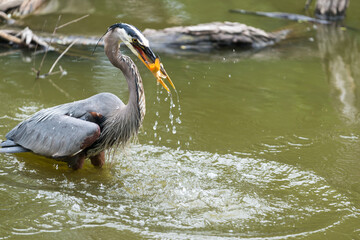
(1, 0), (360, 239)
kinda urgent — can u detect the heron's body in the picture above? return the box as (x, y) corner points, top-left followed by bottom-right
(0, 23), (173, 170)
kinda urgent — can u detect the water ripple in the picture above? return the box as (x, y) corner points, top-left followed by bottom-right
(0, 145), (357, 239)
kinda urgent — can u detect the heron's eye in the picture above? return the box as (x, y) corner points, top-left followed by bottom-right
(132, 38), (139, 44)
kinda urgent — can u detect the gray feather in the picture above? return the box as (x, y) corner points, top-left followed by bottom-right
(0, 146), (29, 153)
(6, 114), (99, 157)
(4, 93), (124, 158)
(0, 139), (17, 147)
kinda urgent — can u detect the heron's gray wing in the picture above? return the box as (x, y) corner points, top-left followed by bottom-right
(4, 93), (124, 158)
(6, 114), (100, 158)
(0, 139), (29, 153)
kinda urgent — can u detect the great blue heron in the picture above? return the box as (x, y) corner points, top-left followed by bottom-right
(0, 23), (175, 170)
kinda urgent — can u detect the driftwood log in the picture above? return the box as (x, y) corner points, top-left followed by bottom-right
(143, 22), (287, 51)
(0, 27), (49, 49)
(315, 0), (350, 20)
(0, 22), (288, 53)
(305, 0), (350, 20)
(0, 0), (46, 17)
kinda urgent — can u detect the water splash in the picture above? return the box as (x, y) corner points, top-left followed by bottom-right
(151, 86), (183, 147)
(0, 145), (357, 239)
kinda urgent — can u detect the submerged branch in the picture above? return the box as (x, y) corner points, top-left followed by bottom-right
(230, 9), (332, 24)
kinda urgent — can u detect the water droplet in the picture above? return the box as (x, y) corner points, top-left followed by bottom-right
(153, 121), (158, 130)
(228, 74), (231, 78)
(169, 112), (173, 121)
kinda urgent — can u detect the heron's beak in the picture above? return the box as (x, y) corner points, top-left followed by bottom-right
(132, 44), (175, 92)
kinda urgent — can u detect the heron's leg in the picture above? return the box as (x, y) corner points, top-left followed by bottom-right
(90, 151), (105, 168)
(67, 152), (86, 170)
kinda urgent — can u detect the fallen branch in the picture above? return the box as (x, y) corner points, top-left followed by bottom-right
(16, 27), (49, 47)
(0, 27), (49, 48)
(34, 14), (88, 78)
(15, 0), (47, 17)
(230, 9), (331, 24)
(56, 14), (90, 30)
(35, 15), (62, 78)
(48, 39), (77, 75)
(2, 21), (289, 54)
(143, 21), (288, 51)
(0, 30), (23, 45)
(1, 0), (47, 17)
(0, 10), (14, 24)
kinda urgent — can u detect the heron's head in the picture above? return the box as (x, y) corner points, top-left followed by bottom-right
(107, 23), (175, 92)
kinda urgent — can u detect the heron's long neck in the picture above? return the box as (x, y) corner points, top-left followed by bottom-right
(105, 40), (146, 128)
